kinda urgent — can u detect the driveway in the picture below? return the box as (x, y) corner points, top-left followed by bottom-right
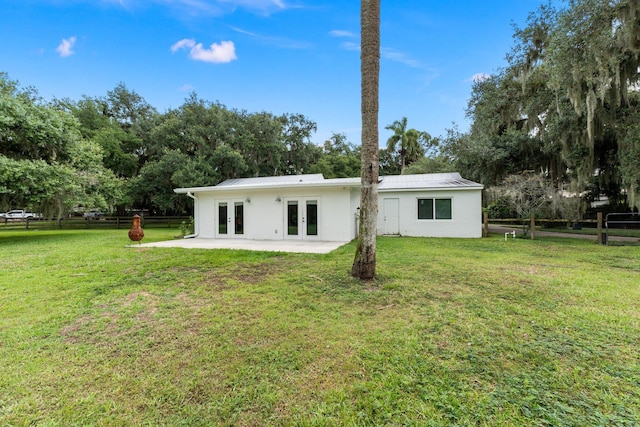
(130, 238), (350, 254)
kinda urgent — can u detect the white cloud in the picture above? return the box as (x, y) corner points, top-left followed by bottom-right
(179, 83), (195, 92)
(218, 0), (287, 14)
(231, 26), (310, 49)
(170, 38), (196, 52)
(332, 28), (428, 72)
(230, 0), (285, 8)
(332, 30), (358, 51)
(190, 40), (237, 62)
(102, 0), (290, 16)
(171, 38), (237, 63)
(333, 34), (424, 70)
(160, 0), (223, 15)
(329, 30), (356, 38)
(469, 73), (491, 83)
(381, 47), (421, 68)
(56, 36), (77, 57)
(341, 41), (360, 51)
(230, 26), (258, 37)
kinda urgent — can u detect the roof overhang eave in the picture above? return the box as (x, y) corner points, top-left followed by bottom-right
(378, 185), (484, 192)
(174, 180), (484, 195)
(174, 181), (361, 194)
(174, 187), (212, 194)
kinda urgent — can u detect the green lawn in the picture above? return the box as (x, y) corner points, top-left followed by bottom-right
(1, 230), (639, 426)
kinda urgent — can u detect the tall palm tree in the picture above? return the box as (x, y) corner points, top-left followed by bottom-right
(351, 0), (380, 280)
(385, 117), (427, 174)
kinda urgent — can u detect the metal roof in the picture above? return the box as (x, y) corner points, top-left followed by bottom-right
(216, 174), (325, 187)
(378, 173), (483, 191)
(174, 172), (482, 194)
(174, 174), (359, 194)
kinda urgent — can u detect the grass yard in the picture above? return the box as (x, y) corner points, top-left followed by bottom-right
(1, 229), (639, 426)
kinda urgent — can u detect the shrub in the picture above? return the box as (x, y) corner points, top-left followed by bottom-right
(179, 216), (194, 236)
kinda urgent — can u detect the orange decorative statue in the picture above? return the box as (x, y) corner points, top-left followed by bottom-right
(128, 214), (144, 244)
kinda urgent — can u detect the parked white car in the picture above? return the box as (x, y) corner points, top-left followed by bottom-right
(83, 210), (104, 219)
(0, 210), (40, 219)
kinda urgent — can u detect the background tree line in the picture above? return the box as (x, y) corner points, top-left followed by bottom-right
(1, 71), (439, 217)
(2, 0), (638, 219)
(441, 0), (640, 216)
(0, 76), (370, 216)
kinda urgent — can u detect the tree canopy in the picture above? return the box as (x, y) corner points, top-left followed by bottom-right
(0, 73), (363, 216)
(444, 0), (640, 211)
(5, 0), (634, 218)
(0, 73), (122, 217)
(384, 117), (432, 175)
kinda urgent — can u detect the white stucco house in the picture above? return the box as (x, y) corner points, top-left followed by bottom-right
(173, 172), (484, 242)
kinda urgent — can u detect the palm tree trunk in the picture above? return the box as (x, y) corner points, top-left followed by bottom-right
(351, 0), (380, 280)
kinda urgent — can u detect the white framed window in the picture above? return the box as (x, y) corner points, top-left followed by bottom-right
(417, 198), (452, 220)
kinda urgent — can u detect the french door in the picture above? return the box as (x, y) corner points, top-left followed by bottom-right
(285, 198), (319, 240)
(217, 200), (245, 238)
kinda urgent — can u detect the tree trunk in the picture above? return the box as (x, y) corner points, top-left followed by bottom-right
(351, 0), (380, 280)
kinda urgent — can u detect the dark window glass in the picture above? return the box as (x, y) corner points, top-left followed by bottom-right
(435, 199), (452, 219)
(218, 203), (227, 234)
(417, 198), (433, 220)
(418, 198), (452, 220)
(306, 200), (318, 236)
(234, 202), (244, 235)
(287, 201), (298, 235)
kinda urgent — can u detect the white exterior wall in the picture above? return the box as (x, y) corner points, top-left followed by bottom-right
(377, 189), (482, 238)
(193, 186), (355, 241)
(244, 192), (288, 240)
(195, 194), (216, 238)
(180, 173), (484, 241)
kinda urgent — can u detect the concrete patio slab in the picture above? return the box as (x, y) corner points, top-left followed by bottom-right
(130, 238), (350, 254)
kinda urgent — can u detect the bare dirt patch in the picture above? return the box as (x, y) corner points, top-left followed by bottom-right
(60, 291), (164, 346)
(59, 259), (292, 348)
(194, 259), (294, 290)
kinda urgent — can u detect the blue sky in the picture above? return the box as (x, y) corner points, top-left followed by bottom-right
(1, 0), (561, 146)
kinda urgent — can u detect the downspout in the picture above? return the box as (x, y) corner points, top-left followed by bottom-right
(184, 191), (199, 239)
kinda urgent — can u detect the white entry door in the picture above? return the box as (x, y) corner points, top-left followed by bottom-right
(383, 198), (400, 235)
(285, 198), (320, 240)
(216, 200), (245, 238)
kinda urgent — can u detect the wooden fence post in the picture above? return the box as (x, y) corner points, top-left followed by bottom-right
(597, 212), (603, 245)
(483, 212), (489, 237)
(530, 212), (536, 240)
